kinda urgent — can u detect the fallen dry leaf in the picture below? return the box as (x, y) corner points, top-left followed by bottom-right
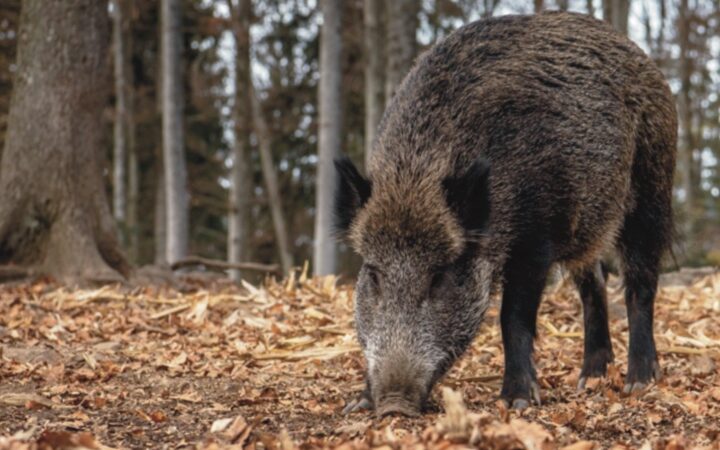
(335, 421), (370, 437)
(0, 393), (56, 409)
(210, 417), (234, 433)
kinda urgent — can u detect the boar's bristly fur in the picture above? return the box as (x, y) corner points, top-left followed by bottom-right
(336, 11), (676, 415)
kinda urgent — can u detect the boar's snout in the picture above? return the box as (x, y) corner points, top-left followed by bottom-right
(376, 395), (421, 417)
(371, 352), (432, 417)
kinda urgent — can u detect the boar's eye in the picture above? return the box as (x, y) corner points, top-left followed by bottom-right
(364, 264), (382, 290)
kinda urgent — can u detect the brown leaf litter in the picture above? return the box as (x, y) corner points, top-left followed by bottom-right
(0, 267), (719, 449)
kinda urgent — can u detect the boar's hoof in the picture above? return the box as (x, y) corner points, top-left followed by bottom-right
(576, 376), (602, 392)
(511, 398), (530, 410)
(342, 396), (372, 415)
(576, 377), (587, 392)
(623, 360), (661, 395)
(530, 381), (542, 406)
(622, 381), (648, 395)
(502, 380), (541, 410)
(580, 349), (613, 378)
(577, 351), (615, 391)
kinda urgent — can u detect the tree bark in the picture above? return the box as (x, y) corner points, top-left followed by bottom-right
(677, 0), (698, 241)
(314, 0), (343, 275)
(0, 0), (19, 161)
(642, 2), (652, 52)
(127, 118), (139, 262)
(481, 0), (501, 18)
(0, 0), (129, 282)
(161, 0), (189, 264)
(154, 165), (167, 265)
(657, 0), (666, 57)
(123, 0), (139, 263)
(385, 0), (418, 102)
(557, 0), (569, 11)
(250, 83), (294, 275)
(227, 0), (254, 282)
(112, 0), (127, 230)
(534, 0), (544, 13)
(586, 0), (595, 17)
(603, 0), (630, 35)
(364, 0), (384, 168)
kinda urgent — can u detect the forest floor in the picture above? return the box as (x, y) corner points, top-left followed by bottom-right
(0, 267), (719, 450)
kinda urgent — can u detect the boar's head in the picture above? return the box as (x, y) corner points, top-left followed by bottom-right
(334, 156), (493, 416)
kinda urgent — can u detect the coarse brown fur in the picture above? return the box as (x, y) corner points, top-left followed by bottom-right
(336, 11), (677, 414)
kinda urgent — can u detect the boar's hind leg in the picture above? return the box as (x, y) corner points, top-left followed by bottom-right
(616, 93), (675, 394)
(617, 194), (670, 393)
(500, 244), (552, 409)
(573, 261), (614, 391)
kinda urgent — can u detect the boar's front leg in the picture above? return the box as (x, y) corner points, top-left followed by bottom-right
(573, 261), (614, 390)
(499, 243), (552, 409)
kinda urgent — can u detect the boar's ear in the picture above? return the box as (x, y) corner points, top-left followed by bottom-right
(334, 157), (372, 234)
(443, 158), (491, 233)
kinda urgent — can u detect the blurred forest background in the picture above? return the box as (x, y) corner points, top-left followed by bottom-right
(0, 0), (718, 283)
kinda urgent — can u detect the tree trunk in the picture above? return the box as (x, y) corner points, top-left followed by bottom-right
(364, 0), (384, 168)
(127, 135), (139, 263)
(657, 0), (666, 57)
(586, 0), (595, 17)
(112, 0), (127, 231)
(677, 0), (698, 242)
(482, 0), (501, 18)
(123, 0), (139, 263)
(385, 0), (418, 102)
(250, 83), (294, 275)
(154, 165), (167, 265)
(0, 0), (129, 282)
(602, 0), (611, 26)
(642, 3), (653, 52)
(534, 0), (544, 13)
(603, 0), (630, 35)
(0, 0), (19, 162)
(314, 0), (343, 276)
(127, 77), (139, 263)
(161, 0), (189, 264)
(227, 0), (254, 282)
(557, 0), (569, 11)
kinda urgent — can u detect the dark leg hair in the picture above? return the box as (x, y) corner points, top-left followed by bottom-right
(619, 226), (664, 392)
(617, 197), (670, 392)
(573, 261), (614, 389)
(500, 242), (552, 408)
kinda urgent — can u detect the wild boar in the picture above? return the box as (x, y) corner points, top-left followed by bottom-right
(335, 11), (676, 415)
